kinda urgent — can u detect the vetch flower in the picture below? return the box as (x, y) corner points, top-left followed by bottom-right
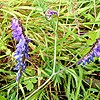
(78, 38), (100, 66)
(78, 53), (94, 66)
(11, 18), (25, 41)
(11, 18), (30, 81)
(45, 9), (58, 20)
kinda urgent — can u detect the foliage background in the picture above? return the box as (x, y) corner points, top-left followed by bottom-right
(0, 0), (100, 100)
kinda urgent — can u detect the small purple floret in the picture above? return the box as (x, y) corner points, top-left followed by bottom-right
(45, 9), (58, 20)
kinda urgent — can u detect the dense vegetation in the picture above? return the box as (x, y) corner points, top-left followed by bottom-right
(0, 0), (100, 100)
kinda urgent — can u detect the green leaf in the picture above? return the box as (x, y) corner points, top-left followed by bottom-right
(0, 96), (7, 100)
(31, 77), (37, 83)
(66, 69), (78, 87)
(23, 80), (29, 85)
(26, 81), (34, 91)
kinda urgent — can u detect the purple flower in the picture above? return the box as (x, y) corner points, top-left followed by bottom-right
(45, 9), (58, 20)
(93, 44), (100, 57)
(78, 38), (100, 66)
(11, 18), (30, 81)
(78, 53), (94, 66)
(11, 18), (25, 41)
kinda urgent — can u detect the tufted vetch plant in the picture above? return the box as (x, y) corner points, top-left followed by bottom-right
(11, 18), (30, 81)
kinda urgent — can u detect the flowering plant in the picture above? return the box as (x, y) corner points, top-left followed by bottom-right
(11, 18), (30, 81)
(78, 38), (100, 66)
(45, 9), (58, 20)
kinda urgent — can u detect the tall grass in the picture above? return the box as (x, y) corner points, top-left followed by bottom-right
(0, 0), (100, 100)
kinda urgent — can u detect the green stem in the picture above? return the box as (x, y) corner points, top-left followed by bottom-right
(16, 80), (19, 100)
(53, 0), (61, 74)
(53, 22), (57, 74)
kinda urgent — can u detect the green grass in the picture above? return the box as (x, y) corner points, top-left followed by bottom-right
(0, 0), (100, 100)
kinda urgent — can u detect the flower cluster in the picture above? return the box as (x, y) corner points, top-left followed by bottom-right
(45, 9), (58, 20)
(11, 18), (30, 81)
(78, 38), (100, 66)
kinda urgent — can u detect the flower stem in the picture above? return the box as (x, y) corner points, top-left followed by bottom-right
(16, 80), (19, 100)
(53, 0), (61, 74)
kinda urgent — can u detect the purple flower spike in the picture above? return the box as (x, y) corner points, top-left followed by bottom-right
(11, 18), (25, 41)
(45, 9), (58, 20)
(78, 38), (100, 66)
(11, 18), (30, 81)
